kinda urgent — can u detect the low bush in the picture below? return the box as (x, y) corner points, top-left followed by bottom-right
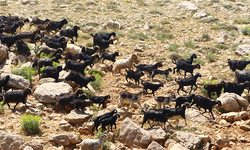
(169, 43), (180, 51)
(90, 73), (103, 90)
(12, 66), (38, 82)
(20, 114), (43, 135)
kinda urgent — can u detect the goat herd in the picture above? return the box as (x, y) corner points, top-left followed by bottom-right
(0, 14), (249, 132)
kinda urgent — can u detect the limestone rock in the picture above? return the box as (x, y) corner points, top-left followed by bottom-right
(82, 26), (93, 33)
(20, 141), (43, 150)
(23, 146), (33, 150)
(0, 131), (25, 150)
(67, 133), (81, 144)
(216, 37), (225, 44)
(192, 11), (207, 19)
(22, 0), (30, 5)
(65, 109), (92, 124)
(119, 117), (153, 148)
(38, 78), (55, 85)
(185, 107), (209, 124)
(106, 20), (121, 29)
(235, 44), (250, 56)
(147, 141), (164, 150)
(148, 128), (166, 142)
(218, 93), (249, 112)
(33, 82), (72, 103)
(0, 44), (8, 63)
(169, 143), (189, 150)
(216, 137), (229, 149)
(175, 131), (201, 149)
(240, 125), (250, 131)
(49, 134), (70, 146)
(59, 119), (73, 131)
(198, 135), (211, 143)
(178, 1), (198, 11)
(0, 73), (30, 89)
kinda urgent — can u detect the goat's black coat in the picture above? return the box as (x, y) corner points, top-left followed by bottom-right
(0, 75), (10, 93)
(0, 34), (21, 50)
(204, 81), (225, 99)
(141, 80), (163, 95)
(100, 51), (119, 63)
(172, 94), (195, 108)
(89, 95), (110, 109)
(93, 32), (116, 40)
(91, 34), (114, 52)
(35, 53), (62, 74)
(173, 61), (200, 76)
(64, 59), (93, 75)
(151, 68), (172, 80)
(176, 73), (202, 94)
(100, 113), (120, 131)
(45, 19), (68, 33)
(134, 62), (163, 76)
(29, 17), (50, 28)
(228, 59), (250, 72)
(191, 95), (221, 119)
(64, 71), (95, 89)
(59, 25), (80, 41)
(41, 66), (63, 82)
(172, 53), (197, 64)
(1, 88), (32, 111)
(82, 46), (99, 56)
(224, 81), (250, 96)
(70, 99), (93, 113)
(15, 39), (31, 56)
(125, 69), (144, 85)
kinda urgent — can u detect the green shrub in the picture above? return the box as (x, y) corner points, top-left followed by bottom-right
(193, 59), (205, 65)
(234, 19), (250, 24)
(160, 20), (170, 25)
(169, 43), (180, 51)
(202, 33), (211, 41)
(206, 53), (216, 62)
(40, 52), (53, 59)
(155, 1), (168, 6)
(199, 17), (219, 23)
(89, 105), (101, 111)
(20, 114), (43, 135)
(88, 69), (105, 77)
(128, 33), (148, 41)
(0, 102), (4, 114)
(149, 10), (163, 15)
(241, 26), (250, 35)
(184, 41), (196, 49)
(86, 43), (93, 47)
(90, 73), (103, 90)
(223, 4), (232, 9)
(214, 44), (229, 50)
(156, 33), (174, 42)
(12, 66), (38, 82)
(82, 90), (95, 97)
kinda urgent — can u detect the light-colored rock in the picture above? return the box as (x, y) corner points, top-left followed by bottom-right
(20, 141), (43, 150)
(68, 133), (81, 144)
(192, 11), (207, 19)
(58, 70), (70, 80)
(185, 107), (209, 124)
(218, 93), (249, 112)
(33, 82), (72, 103)
(18, 55), (27, 63)
(0, 73), (30, 89)
(148, 128), (166, 142)
(240, 125), (250, 131)
(178, 1), (198, 11)
(65, 109), (92, 124)
(169, 143), (189, 150)
(82, 26), (93, 33)
(220, 31), (228, 40)
(38, 78), (55, 85)
(0, 131), (25, 150)
(216, 37), (225, 44)
(82, 121), (95, 132)
(49, 134), (70, 146)
(198, 135), (211, 143)
(119, 117), (153, 148)
(22, 0), (30, 5)
(59, 119), (73, 131)
(221, 112), (240, 122)
(0, 0), (6, 3)
(147, 141), (164, 150)
(175, 131), (201, 149)
(106, 20), (121, 29)
(0, 44), (8, 63)
(8, 52), (18, 65)
(216, 137), (229, 149)
(235, 44), (250, 56)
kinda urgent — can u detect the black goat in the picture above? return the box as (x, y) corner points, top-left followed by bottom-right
(18, 28), (40, 45)
(125, 69), (144, 85)
(74, 53), (99, 64)
(1, 88), (32, 112)
(0, 34), (21, 50)
(92, 109), (117, 134)
(89, 95), (111, 109)
(151, 68), (172, 80)
(37, 45), (63, 58)
(176, 73), (202, 94)
(3, 22), (19, 35)
(82, 46), (99, 56)
(46, 40), (67, 51)
(40, 66), (63, 82)
(235, 71), (250, 84)
(134, 62), (163, 76)
(15, 39), (31, 56)
(101, 113), (120, 131)
(204, 81), (225, 99)
(64, 71), (95, 90)
(172, 53), (197, 64)
(29, 17), (50, 28)
(0, 75), (10, 93)
(53, 89), (83, 113)
(191, 95), (221, 119)
(93, 32), (116, 40)
(171, 94), (195, 108)
(228, 59), (250, 72)
(100, 51), (119, 63)
(91, 34), (114, 52)
(45, 19), (68, 33)
(70, 99), (93, 113)
(59, 25), (80, 42)
(173, 61), (200, 76)
(141, 80), (163, 95)
(141, 108), (171, 129)
(224, 81), (250, 96)
(64, 59), (93, 75)
(35, 53), (62, 74)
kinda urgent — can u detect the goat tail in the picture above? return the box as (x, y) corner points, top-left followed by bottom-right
(175, 78), (178, 82)
(90, 33), (94, 37)
(172, 59), (177, 64)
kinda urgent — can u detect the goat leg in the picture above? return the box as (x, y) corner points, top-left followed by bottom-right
(13, 102), (20, 110)
(209, 109), (215, 120)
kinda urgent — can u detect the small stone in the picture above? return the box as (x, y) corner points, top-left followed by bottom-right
(240, 125), (250, 131)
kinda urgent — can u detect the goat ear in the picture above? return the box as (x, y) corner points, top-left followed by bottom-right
(25, 88), (31, 94)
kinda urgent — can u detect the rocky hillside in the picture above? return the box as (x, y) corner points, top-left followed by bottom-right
(0, 0), (250, 149)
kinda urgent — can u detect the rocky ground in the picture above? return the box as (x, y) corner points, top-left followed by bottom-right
(0, 0), (250, 149)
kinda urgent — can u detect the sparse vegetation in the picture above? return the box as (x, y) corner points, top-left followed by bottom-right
(215, 44), (229, 50)
(128, 33), (149, 41)
(199, 17), (219, 23)
(90, 73), (103, 90)
(12, 67), (38, 82)
(206, 53), (216, 62)
(20, 114), (43, 135)
(202, 33), (211, 41)
(169, 43), (180, 51)
(184, 40), (196, 49)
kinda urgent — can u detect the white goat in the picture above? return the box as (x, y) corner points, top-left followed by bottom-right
(65, 44), (82, 54)
(112, 54), (137, 73)
(76, 134), (108, 150)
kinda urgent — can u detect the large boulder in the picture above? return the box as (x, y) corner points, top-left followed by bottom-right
(49, 134), (70, 146)
(235, 44), (250, 56)
(0, 131), (25, 150)
(177, 1), (198, 11)
(33, 82), (72, 103)
(217, 92), (249, 112)
(65, 109), (92, 124)
(0, 44), (8, 63)
(175, 131), (201, 149)
(221, 111), (250, 122)
(147, 141), (164, 150)
(185, 108), (210, 124)
(0, 73), (30, 89)
(20, 141), (43, 150)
